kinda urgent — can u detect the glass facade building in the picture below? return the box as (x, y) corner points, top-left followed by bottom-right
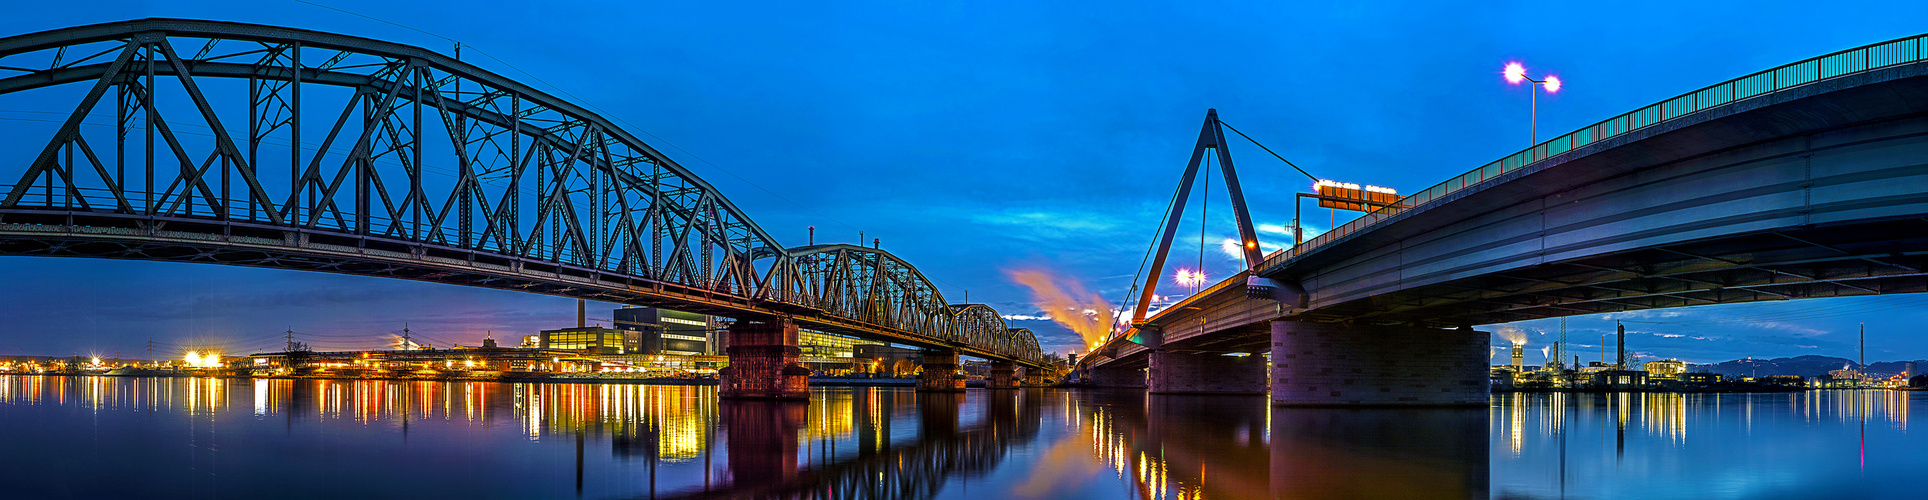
(540, 327), (628, 354)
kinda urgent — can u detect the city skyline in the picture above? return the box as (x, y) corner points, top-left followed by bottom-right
(3, 1), (1928, 364)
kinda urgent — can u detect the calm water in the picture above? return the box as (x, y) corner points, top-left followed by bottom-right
(0, 376), (1921, 499)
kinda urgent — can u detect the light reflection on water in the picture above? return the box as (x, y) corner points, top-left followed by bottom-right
(0, 375), (1921, 499)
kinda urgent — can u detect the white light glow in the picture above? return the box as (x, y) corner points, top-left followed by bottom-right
(1503, 62), (1527, 84)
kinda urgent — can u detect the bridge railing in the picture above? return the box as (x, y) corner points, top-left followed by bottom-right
(1260, 33), (1928, 272)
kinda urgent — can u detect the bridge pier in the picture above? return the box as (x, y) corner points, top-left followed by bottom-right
(1086, 366), (1147, 388)
(719, 318), (811, 400)
(1270, 321), (1488, 406)
(1148, 350), (1268, 395)
(986, 361), (1020, 389)
(916, 350), (966, 392)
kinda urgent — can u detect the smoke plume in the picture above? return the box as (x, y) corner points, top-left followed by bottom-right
(1005, 268), (1117, 351)
(1496, 325), (1527, 346)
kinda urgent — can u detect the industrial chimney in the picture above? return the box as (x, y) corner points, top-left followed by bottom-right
(1616, 323), (1626, 369)
(1512, 343), (1525, 371)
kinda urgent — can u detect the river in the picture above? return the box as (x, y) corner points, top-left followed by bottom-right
(0, 376), (1918, 499)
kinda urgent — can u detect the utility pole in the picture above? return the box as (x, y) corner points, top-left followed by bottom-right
(145, 340), (153, 367)
(1860, 322), (1865, 382)
(402, 324), (413, 350)
(286, 327), (296, 352)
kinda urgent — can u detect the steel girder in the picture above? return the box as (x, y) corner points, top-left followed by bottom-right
(787, 244), (1044, 362)
(0, 19), (1040, 364)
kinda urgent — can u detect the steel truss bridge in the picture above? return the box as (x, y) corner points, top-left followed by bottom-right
(0, 19), (1041, 365)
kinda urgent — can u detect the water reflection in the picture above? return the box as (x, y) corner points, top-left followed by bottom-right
(1490, 390), (1923, 499)
(0, 375), (1922, 499)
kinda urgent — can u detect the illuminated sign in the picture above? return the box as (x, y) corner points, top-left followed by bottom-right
(1313, 180), (1399, 211)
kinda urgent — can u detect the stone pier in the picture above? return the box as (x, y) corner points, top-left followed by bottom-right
(1149, 350), (1268, 395)
(916, 349), (966, 392)
(1269, 321), (1488, 406)
(719, 318), (810, 400)
(986, 361), (1020, 389)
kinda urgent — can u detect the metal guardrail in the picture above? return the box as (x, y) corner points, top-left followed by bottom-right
(1260, 33), (1928, 273)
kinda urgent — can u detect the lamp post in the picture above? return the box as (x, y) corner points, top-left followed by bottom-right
(1503, 62), (1562, 146)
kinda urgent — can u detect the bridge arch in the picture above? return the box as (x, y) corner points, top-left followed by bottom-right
(786, 244), (1044, 362)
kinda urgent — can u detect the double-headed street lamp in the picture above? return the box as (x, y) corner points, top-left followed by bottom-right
(1503, 62), (1562, 145)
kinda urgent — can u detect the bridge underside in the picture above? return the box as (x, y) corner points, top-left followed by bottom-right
(1295, 217), (1928, 328)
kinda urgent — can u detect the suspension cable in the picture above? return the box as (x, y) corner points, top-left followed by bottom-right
(1219, 120), (1320, 183)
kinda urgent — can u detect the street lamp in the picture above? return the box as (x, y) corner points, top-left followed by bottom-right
(1174, 268), (1207, 294)
(1503, 62), (1562, 145)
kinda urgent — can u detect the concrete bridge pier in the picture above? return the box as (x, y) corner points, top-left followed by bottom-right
(1149, 350), (1268, 395)
(916, 349), (966, 392)
(719, 318), (811, 400)
(986, 361), (1020, 389)
(1086, 366), (1147, 388)
(1270, 321), (1488, 406)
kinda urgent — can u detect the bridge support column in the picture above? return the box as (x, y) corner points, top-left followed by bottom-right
(1086, 366), (1147, 388)
(1149, 350), (1268, 395)
(1270, 321), (1488, 406)
(719, 318), (810, 400)
(987, 361), (1020, 389)
(916, 350), (966, 392)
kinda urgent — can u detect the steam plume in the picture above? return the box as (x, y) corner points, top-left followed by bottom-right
(1005, 268), (1117, 351)
(1495, 325), (1527, 346)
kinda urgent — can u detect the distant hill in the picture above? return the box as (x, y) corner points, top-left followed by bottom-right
(1695, 355), (1927, 378)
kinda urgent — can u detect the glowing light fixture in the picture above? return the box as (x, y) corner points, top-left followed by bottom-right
(1503, 62), (1527, 84)
(1174, 269), (1207, 289)
(1501, 61), (1565, 145)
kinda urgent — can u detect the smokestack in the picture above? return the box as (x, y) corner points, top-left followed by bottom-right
(1616, 323), (1626, 369)
(1906, 361), (1917, 378)
(578, 299), (586, 328)
(1512, 344), (1524, 371)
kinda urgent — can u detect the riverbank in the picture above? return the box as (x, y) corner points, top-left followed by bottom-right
(1496, 385), (1807, 394)
(22, 371), (967, 387)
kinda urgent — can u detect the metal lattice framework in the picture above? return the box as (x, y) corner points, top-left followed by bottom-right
(0, 19), (1042, 364)
(785, 244), (1042, 360)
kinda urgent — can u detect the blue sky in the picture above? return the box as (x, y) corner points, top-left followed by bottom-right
(1, 0), (1925, 364)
